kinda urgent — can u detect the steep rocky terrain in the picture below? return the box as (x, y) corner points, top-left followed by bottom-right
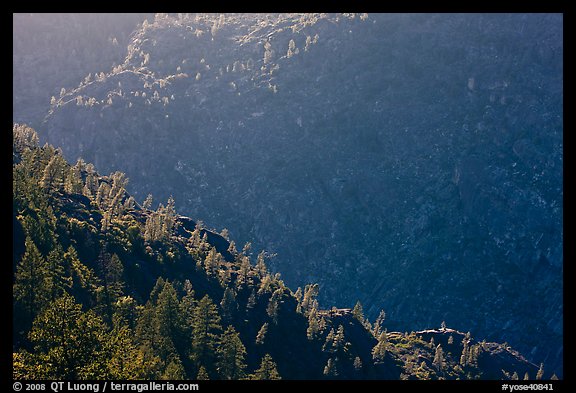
(14, 13), (563, 376)
(12, 125), (546, 380)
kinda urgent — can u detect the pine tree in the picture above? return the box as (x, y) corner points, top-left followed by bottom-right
(142, 194), (153, 210)
(216, 326), (247, 380)
(372, 309), (386, 337)
(105, 325), (149, 379)
(251, 354), (281, 380)
(220, 287), (237, 324)
(448, 335), (454, 345)
(197, 366), (209, 380)
(13, 124), (39, 152)
(460, 337), (469, 366)
(306, 306), (320, 340)
(28, 293), (109, 379)
(353, 356), (363, 372)
(237, 256), (251, 287)
(323, 358), (338, 378)
(190, 295), (222, 373)
(524, 372), (530, 380)
(246, 290), (256, 311)
(255, 323), (268, 345)
(155, 282), (185, 361)
(372, 330), (388, 363)
(301, 283), (319, 316)
(40, 154), (67, 193)
(267, 289), (282, 324)
(294, 287), (303, 313)
(433, 344), (445, 371)
(95, 249), (125, 323)
(322, 328), (335, 352)
(536, 363), (544, 380)
(45, 244), (71, 301)
(162, 358), (185, 380)
(352, 301), (364, 323)
(13, 237), (50, 324)
(65, 245), (99, 306)
(255, 251), (268, 277)
(179, 280), (196, 327)
(333, 325), (346, 352)
(64, 164), (83, 194)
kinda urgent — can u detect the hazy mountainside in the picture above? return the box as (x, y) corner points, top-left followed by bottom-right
(15, 13), (563, 376)
(12, 124), (546, 380)
(13, 13), (153, 128)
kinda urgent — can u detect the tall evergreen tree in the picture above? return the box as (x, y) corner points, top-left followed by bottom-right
(13, 237), (50, 325)
(372, 310), (386, 337)
(536, 363), (544, 380)
(372, 330), (388, 363)
(216, 326), (247, 380)
(255, 322), (268, 345)
(220, 287), (237, 325)
(28, 293), (109, 379)
(190, 295), (222, 375)
(433, 344), (445, 371)
(251, 354), (281, 380)
(45, 244), (71, 301)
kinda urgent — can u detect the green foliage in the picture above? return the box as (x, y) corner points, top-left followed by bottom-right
(536, 363), (544, 380)
(251, 354), (281, 380)
(190, 295), (222, 375)
(12, 128), (549, 380)
(433, 344), (445, 371)
(220, 287), (237, 324)
(13, 123), (39, 153)
(306, 306), (320, 340)
(216, 326), (247, 380)
(372, 330), (388, 363)
(27, 293), (109, 379)
(13, 237), (50, 322)
(256, 322), (268, 345)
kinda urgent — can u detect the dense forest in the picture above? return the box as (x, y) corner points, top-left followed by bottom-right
(12, 124), (550, 380)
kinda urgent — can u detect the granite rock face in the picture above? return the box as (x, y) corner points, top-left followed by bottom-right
(22, 13), (562, 376)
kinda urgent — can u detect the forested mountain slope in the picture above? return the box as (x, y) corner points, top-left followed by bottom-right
(12, 124), (548, 380)
(14, 13), (563, 377)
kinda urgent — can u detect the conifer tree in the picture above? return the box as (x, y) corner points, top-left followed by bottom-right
(45, 244), (71, 301)
(352, 301), (364, 323)
(220, 287), (237, 324)
(40, 154), (67, 193)
(251, 354), (281, 380)
(255, 251), (268, 277)
(216, 326), (247, 380)
(536, 363), (544, 380)
(460, 336), (469, 366)
(322, 328), (335, 352)
(197, 366), (209, 380)
(142, 194), (153, 210)
(190, 295), (222, 373)
(64, 164), (83, 194)
(433, 344), (445, 371)
(28, 293), (109, 379)
(323, 358), (338, 378)
(372, 330), (388, 363)
(306, 306), (320, 340)
(255, 322), (268, 345)
(13, 237), (50, 324)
